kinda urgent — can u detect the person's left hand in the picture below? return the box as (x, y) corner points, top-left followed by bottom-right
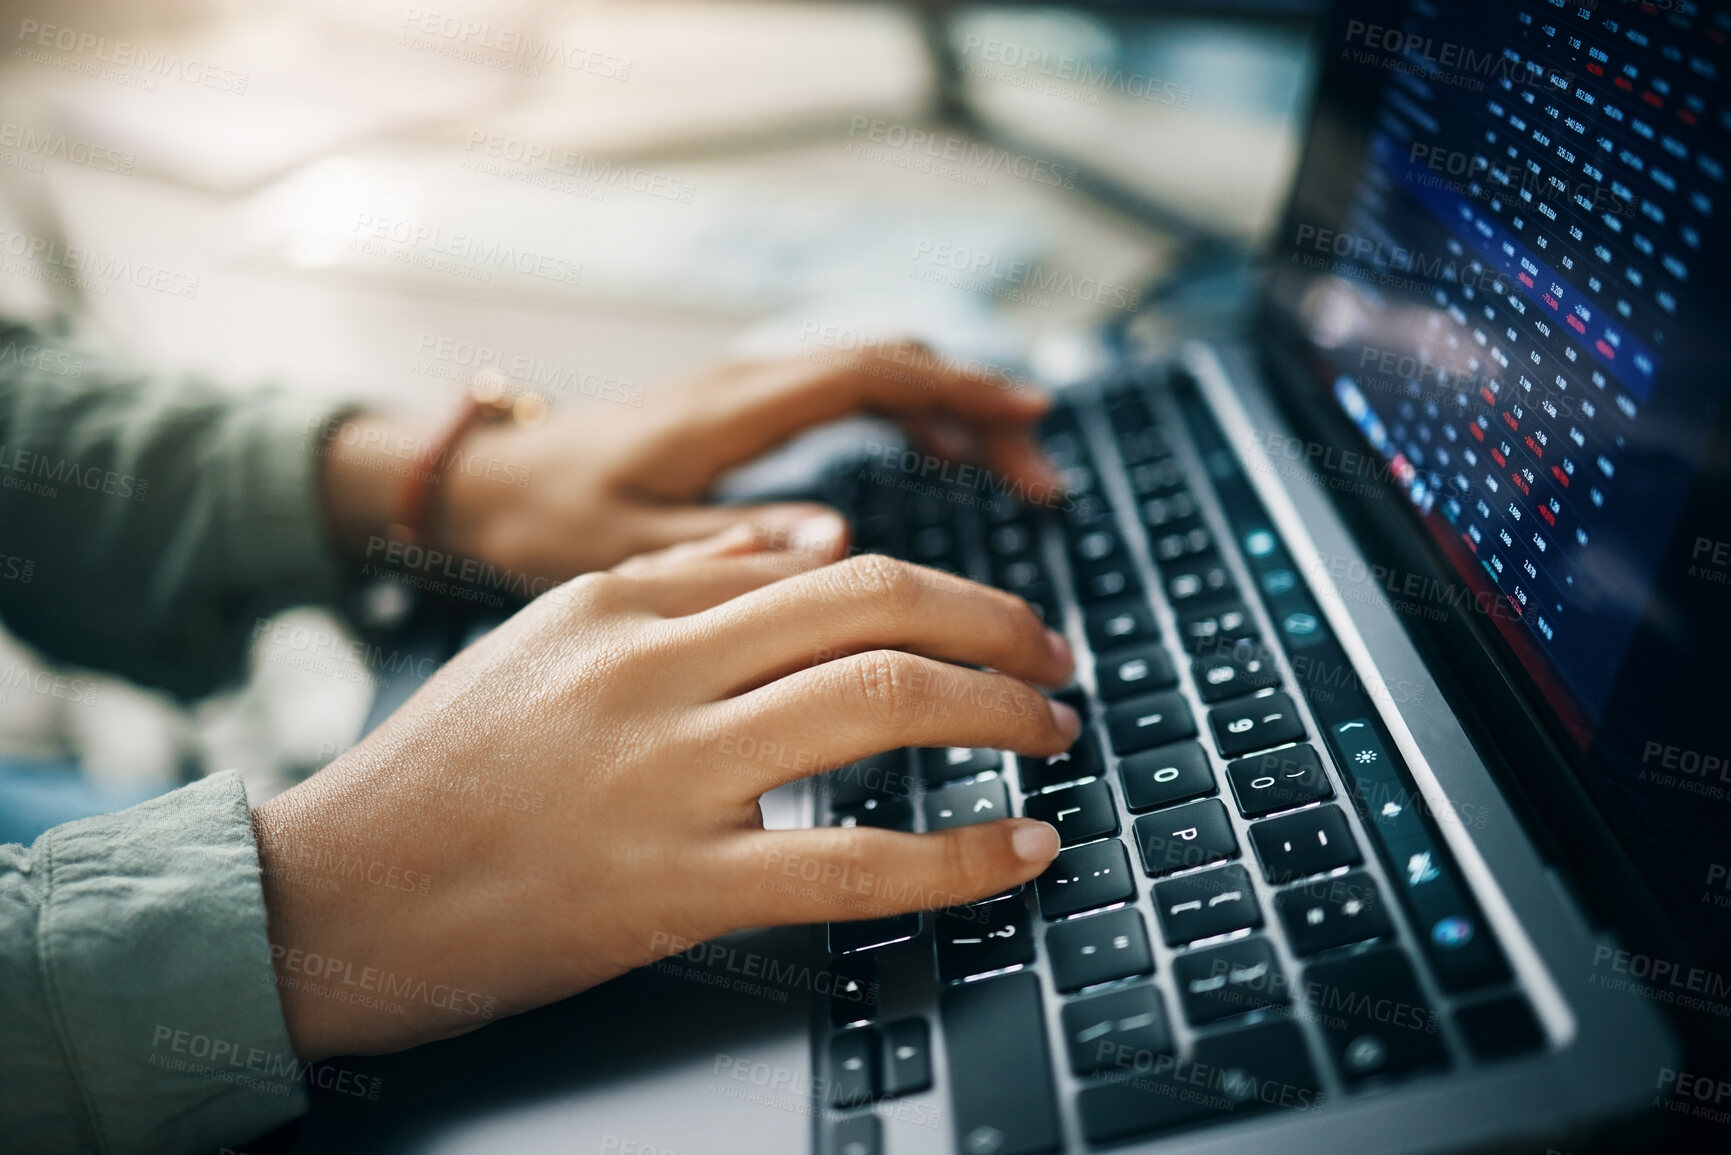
(321, 341), (1060, 583)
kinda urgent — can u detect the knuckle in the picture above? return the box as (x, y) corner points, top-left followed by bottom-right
(538, 570), (621, 616)
(576, 570), (635, 610)
(833, 553), (922, 611)
(840, 649), (918, 724)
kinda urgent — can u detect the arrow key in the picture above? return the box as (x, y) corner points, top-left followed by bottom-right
(880, 1017), (933, 1097)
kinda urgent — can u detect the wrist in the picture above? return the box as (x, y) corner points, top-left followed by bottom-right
(316, 411), (439, 559)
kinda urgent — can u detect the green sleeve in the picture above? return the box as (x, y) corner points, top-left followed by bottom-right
(0, 773), (310, 1153)
(0, 322), (350, 698)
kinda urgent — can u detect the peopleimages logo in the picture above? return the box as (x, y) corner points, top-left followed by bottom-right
(909, 239), (1142, 312)
(16, 19), (250, 93)
(1341, 20), (1569, 91)
(845, 116), (1078, 188)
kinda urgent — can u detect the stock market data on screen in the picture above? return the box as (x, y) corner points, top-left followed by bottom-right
(1292, 0), (1726, 722)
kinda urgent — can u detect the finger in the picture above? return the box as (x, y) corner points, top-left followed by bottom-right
(647, 343), (1057, 493)
(979, 426), (1065, 495)
(716, 821), (1061, 927)
(688, 554), (1074, 696)
(696, 650), (1081, 794)
(620, 502), (850, 563)
(618, 548), (836, 617)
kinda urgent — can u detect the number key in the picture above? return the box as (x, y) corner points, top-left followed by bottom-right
(1209, 691), (1306, 757)
(1225, 744), (1332, 817)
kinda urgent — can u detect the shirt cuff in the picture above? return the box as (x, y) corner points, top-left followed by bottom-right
(23, 773), (308, 1153)
(217, 393), (355, 597)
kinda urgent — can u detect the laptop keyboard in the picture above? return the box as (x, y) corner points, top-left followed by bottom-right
(810, 372), (1547, 1154)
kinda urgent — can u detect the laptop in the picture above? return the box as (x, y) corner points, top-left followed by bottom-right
(301, 0), (1730, 1152)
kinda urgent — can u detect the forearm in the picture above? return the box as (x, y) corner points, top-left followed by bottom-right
(0, 324), (350, 697)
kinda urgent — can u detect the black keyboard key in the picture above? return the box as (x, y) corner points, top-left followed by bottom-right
(1037, 839), (1135, 918)
(1152, 864), (1261, 945)
(1047, 907), (1152, 993)
(1079, 564), (1141, 604)
(1453, 994), (1545, 1060)
(910, 523), (959, 567)
(908, 491), (949, 526)
(936, 898), (1033, 981)
(1209, 691), (1306, 758)
(1059, 463), (1099, 496)
(1250, 805), (1361, 883)
(1172, 936), (1289, 1025)
(1011, 580), (1058, 624)
(1052, 685), (1093, 724)
(1194, 647), (1281, 702)
(1191, 1019), (1322, 1116)
(1077, 1065), (1211, 1141)
(832, 795), (913, 831)
(1305, 947), (1447, 1083)
(830, 750), (914, 804)
(1164, 555), (1234, 604)
(1106, 691), (1196, 755)
(924, 777), (1011, 831)
(940, 972), (1062, 1155)
(1134, 798), (1236, 877)
(1129, 456), (1185, 497)
(1276, 870), (1394, 955)
(995, 557), (1047, 593)
(881, 1017), (933, 1097)
(1020, 730), (1102, 793)
(1077, 1019), (1321, 1143)
(1063, 491), (1113, 531)
(1119, 741), (1215, 812)
(830, 914), (921, 956)
(1069, 526), (1124, 569)
(1084, 599), (1157, 649)
(1060, 983), (1172, 1076)
(829, 1027), (878, 1106)
(987, 520), (1037, 559)
(1149, 525), (1213, 564)
(1177, 601), (1258, 655)
(1117, 425), (1167, 465)
(829, 955), (878, 1026)
(1093, 645), (1177, 701)
(1139, 490), (1196, 529)
(1024, 780), (1118, 845)
(827, 1112), (879, 1155)
(1226, 744), (1333, 817)
(1040, 424), (1086, 466)
(920, 746), (1002, 784)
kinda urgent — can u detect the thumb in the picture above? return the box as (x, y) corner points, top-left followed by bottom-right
(627, 502), (850, 563)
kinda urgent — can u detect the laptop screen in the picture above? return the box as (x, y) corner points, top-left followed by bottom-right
(1265, 0), (1730, 951)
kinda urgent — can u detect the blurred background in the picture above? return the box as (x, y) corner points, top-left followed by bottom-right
(0, 0), (1319, 838)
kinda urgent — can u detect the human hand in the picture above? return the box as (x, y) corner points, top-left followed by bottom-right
(253, 524), (1075, 1060)
(319, 342), (1058, 582)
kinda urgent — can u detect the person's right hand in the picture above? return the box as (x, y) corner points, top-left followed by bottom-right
(253, 519), (1076, 1061)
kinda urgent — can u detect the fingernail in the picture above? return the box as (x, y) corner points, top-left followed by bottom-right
(1011, 820), (1060, 863)
(1045, 628), (1073, 670)
(1048, 697), (1081, 738)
